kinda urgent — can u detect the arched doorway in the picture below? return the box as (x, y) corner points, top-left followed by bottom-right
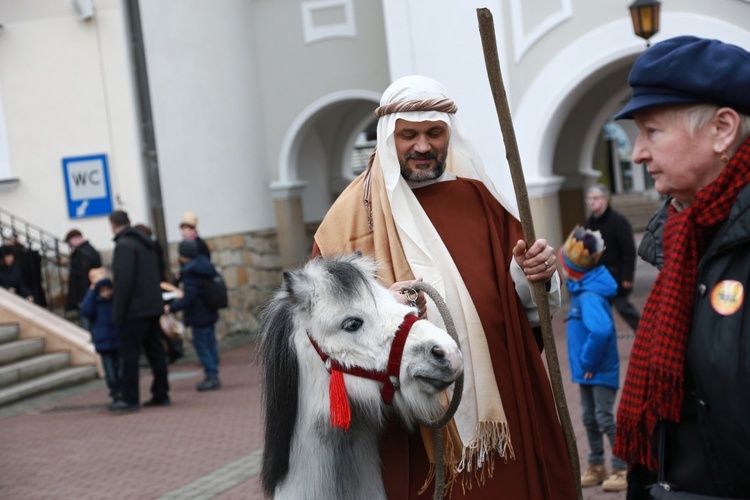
(514, 14), (750, 246)
(272, 90), (380, 267)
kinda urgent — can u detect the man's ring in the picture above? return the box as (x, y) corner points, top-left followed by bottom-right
(544, 260), (550, 269)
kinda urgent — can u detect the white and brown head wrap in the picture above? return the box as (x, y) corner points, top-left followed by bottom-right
(369, 75), (517, 218)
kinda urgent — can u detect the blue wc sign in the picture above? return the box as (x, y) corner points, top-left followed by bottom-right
(62, 154), (113, 219)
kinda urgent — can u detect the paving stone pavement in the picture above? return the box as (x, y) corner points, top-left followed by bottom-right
(0, 236), (657, 499)
(0, 335), (265, 500)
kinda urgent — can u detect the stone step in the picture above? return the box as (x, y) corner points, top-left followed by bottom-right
(0, 338), (45, 365)
(0, 365), (98, 407)
(0, 352), (72, 388)
(0, 323), (20, 344)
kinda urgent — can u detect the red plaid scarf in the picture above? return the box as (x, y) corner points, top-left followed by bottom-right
(615, 138), (750, 469)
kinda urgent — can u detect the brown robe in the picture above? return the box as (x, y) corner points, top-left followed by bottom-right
(315, 176), (575, 499)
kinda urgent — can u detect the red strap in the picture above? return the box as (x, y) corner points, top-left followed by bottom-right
(307, 314), (419, 405)
(382, 314), (418, 404)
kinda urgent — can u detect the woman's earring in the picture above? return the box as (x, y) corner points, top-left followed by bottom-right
(721, 151), (729, 164)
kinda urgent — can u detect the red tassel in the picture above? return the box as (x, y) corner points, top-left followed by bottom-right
(329, 369), (351, 431)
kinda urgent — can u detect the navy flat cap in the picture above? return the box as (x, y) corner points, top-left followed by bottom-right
(615, 36), (750, 120)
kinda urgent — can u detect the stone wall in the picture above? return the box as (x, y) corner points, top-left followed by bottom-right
(168, 230), (279, 339)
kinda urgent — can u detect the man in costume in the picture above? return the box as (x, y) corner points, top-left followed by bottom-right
(314, 75), (576, 499)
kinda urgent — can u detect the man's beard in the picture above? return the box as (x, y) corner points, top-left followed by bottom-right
(399, 149), (448, 182)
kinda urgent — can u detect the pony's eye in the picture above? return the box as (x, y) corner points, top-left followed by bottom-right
(341, 317), (363, 333)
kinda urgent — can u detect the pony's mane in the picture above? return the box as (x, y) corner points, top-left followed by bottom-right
(258, 294), (297, 496)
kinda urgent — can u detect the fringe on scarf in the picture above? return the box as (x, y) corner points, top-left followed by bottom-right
(615, 368), (683, 471)
(418, 434), (459, 497)
(461, 421), (515, 494)
(418, 422), (514, 497)
(616, 409), (658, 471)
(419, 422), (516, 498)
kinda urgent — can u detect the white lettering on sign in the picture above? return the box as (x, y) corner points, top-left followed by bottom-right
(67, 159), (106, 200)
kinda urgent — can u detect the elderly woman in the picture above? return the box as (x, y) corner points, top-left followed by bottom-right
(614, 36), (750, 499)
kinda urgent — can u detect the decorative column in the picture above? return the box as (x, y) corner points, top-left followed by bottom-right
(271, 181), (308, 270)
(527, 176), (566, 250)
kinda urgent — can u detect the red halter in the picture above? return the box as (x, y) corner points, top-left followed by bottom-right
(307, 314), (419, 430)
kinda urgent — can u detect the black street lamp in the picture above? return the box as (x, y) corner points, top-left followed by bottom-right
(629, 0), (661, 47)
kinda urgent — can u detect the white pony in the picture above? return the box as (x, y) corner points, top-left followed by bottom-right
(259, 253), (463, 499)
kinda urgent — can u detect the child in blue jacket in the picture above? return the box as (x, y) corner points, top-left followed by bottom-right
(558, 226), (627, 492)
(165, 240), (220, 391)
(80, 274), (122, 402)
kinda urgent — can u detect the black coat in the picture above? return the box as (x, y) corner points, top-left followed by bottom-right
(173, 236), (211, 286)
(0, 263), (32, 298)
(168, 255), (219, 327)
(585, 206), (636, 294)
(111, 227), (164, 324)
(195, 236), (210, 260)
(65, 241), (102, 311)
(661, 184), (750, 497)
(9, 244), (47, 306)
(638, 198), (669, 271)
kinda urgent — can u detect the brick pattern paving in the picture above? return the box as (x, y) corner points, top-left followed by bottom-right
(0, 339), (265, 499)
(0, 246), (658, 499)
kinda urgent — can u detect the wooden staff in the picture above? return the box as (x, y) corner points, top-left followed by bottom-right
(476, 8), (582, 499)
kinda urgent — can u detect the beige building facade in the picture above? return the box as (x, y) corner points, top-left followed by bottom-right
(1, 0), (749, 331)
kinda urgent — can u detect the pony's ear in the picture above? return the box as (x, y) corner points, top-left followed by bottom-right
(283, 269), (313, 311)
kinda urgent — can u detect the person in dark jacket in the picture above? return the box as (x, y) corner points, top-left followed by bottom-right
(178, 211), (210, 259)
(5, 235), (47, 306)
(637, 198), (669, 271)
(584, 183), (641, 333)
(108, 210), (169, 412)
(173, 211), (211, 286)
(559, 226), (626, 492)
(165, 239), (221, 391)
(0, 246), (34, 301)
(613, 36), (750, 499)
(134, 223), (168, 282)
(80, 274), (121, 402)
(64, 229), (102, 329)
(134, 223), (184, 363)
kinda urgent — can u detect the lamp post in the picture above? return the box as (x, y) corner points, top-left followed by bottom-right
(628, 0), (661, 47)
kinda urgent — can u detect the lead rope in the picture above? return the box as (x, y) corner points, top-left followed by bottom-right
(403, 282), (464, 500)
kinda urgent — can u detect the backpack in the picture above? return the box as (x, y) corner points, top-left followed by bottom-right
(201, 272), (228, 310)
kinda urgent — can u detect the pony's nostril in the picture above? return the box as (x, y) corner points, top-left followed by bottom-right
(431, 345), (446, 360)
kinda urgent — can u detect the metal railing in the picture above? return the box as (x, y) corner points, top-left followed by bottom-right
(0, 208), (69, 314)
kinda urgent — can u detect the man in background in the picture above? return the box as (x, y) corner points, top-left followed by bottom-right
(64, 229), (102, 329)
(584, 183), (641, 333)
(108, 210), (170, 412)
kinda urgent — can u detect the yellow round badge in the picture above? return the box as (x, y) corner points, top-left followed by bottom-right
(710, 280), (745, 316)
